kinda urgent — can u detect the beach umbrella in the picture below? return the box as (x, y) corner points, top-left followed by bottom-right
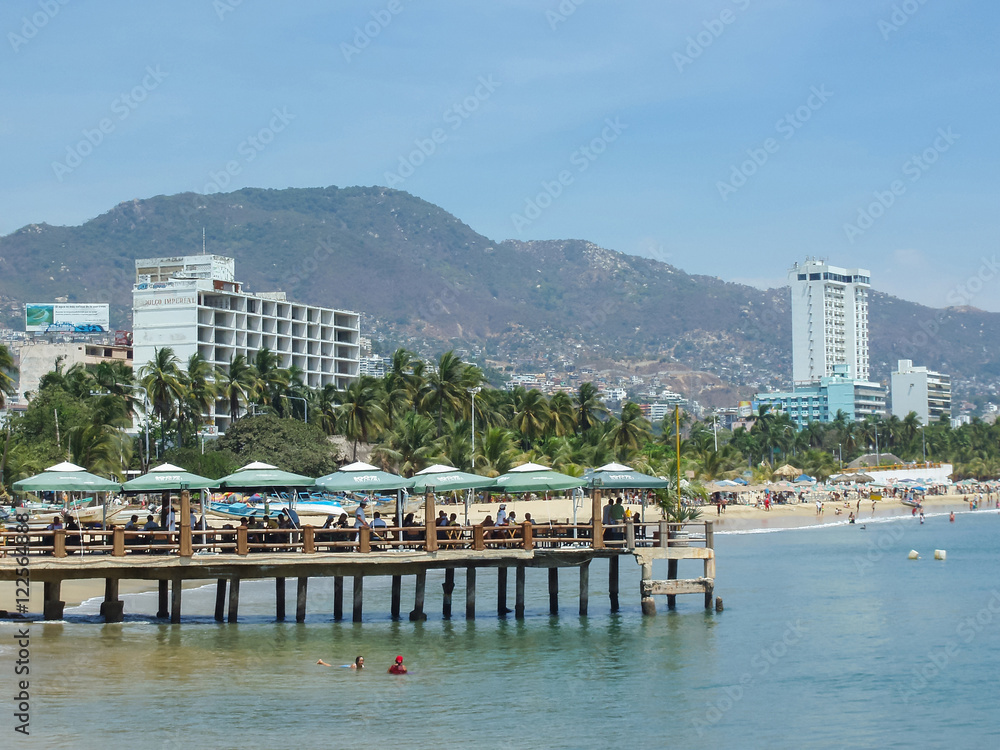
(13, 461), (122, 493)
(316, 462), (415, 529)
(410, 464), (496, 525)
(218, 461), (315, 516)
(853, 474), (875, 484)
(122, 464), (220, 538)
(773, 464), (801, 479)
(493, 462), (586, 493)
(587, 462), (670, 489)
(794, 474), (815, 483)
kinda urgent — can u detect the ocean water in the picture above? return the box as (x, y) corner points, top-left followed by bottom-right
(3, 509), (1000, 749)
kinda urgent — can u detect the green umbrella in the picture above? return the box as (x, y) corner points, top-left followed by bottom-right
(493, 462), (586, 493)
(587, 462), (670, 489)
(122, 463), (220, 491)
(314, 461), (413, 492)
(218, 461), (315, 488)
(410, 464), (495, 493)
(13, 461), (121, 493)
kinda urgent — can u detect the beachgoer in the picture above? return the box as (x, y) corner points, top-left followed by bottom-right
(848, 512), (855, 524)
(351, 656), (364, 670)
(919, 510), (925, 525)
(949, 511), (955, 523)
(47, 515), (64, 531)
(354, 499), (369, 528)
(125, 514), (140, 531)
(496, 503), (508, 526)
(142, 514), (159, 531)
(524, 512), (537, 525)
(388, 655), (407, 674)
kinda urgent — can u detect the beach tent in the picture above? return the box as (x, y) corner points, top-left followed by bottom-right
(794, 474), (815, 483)
(316, 462), (415, 529)
(122, 463), (220, 537)
(410, 464), (496, 525)
(218, 461), (315, 517)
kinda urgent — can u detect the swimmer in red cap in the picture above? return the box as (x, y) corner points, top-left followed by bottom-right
(388, 655), (407, 674)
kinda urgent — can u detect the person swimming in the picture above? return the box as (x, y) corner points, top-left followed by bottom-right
(388, 655), (407, 674)
(316, 655), (365, 668)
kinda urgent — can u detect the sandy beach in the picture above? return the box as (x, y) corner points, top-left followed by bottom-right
(4, 491), (992, 610)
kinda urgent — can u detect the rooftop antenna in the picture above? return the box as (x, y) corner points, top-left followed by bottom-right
(202, 227), (206, 255)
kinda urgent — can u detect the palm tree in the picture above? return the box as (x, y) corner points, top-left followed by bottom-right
(419, 351), (482, 436)
(0, 344), (18, 408)
(177, 353), (216, 444)
(548, 392), (577, 437)
(253, 348), (290, 413)
(372, 411), (443, 476)
(313, 383), (339, 436)
(337, 377), (387, 461)
(512, 388), (551, 447)
(475, 426), (518, 477)
(139, 347), (185, 448)
(574, 382), (608, 433)
(607, 402), (653, 460)
(215, 354), (257, 421)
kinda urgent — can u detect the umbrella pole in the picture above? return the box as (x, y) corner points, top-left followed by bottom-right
(396, 489), (403, 536)
(464, 489), (469, 527)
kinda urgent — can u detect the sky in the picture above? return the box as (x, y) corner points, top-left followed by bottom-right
(2, 0), (999, 311)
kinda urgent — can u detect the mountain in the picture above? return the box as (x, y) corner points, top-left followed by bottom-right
(1, 185), (998, 406)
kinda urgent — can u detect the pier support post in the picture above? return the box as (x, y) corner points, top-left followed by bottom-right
(170, 578), (182, 624)
(640, 562), (656, 616)
(497, 567), (509, 617)
(214, 579), (226, 622)
(579, 562), (590, 616)
(662, 520), (677, 609)
(157, 580), (169, 619)
(442, 568), (455, 619)
(296, 577), (308, 623)
(275, 577), (286, 621)
(548, 567), (559, 615)
(409, 571), (427, 621)
(353, 576), (363, 623)
(100, 578), (124, 623)
(466, 567), (476, 620)
(228, 577), (240, 623)
(609, 555), (620, 612)
(391, 575), (402, 619)
(333, 576), (344, 620)
(515, 565), (525, 619)
(43, 581), (64, 621)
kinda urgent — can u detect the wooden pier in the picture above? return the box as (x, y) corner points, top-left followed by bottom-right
(1, 494), (716, 623)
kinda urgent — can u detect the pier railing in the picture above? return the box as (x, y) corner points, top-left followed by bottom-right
(0, 519), (713, 559)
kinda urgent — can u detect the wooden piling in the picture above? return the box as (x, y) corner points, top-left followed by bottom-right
(591, 490), (604, 549)
(214, 579), (226, 622)
(100, 578), (124, 623)
(43, 580), (64, 621)
(662, 520), (677, 609)
(179, 489), (192, 557)
(296, 577), (308, 623)
(227, 577), (240, 623)
(353, 576), (363, 622)
(466, 567), (476, 619)
(548, 567), (558, 615)
(515, 565), (525, 619)
(157, 580), (169, 619)
(303, 526), (315, 554)
(236, 526), (248, 556)
(704, 520), (716, 611)
(112, 527), (125, 557)
(625, 519), (635, 551)
(333, 576), (344, 620)
(170, 578), (182, 623)
(498, 567), (508, 617)
(442, 568), (455, 619)
(275, 577), (286, 621)
(391, 575), (402, 619)
(640, 562), (656, 616)
(409, 571), (427, 621)
(53, 528), (66, 558)
(579, 562), (590, 616)
(424, 494), (438, 552)
(609, 555), (620, 612)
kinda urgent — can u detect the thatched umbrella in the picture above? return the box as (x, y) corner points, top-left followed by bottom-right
(773, 464), (801, 479)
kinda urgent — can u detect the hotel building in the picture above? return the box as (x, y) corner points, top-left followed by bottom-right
(132, 255), (359, 432)
(890, 359), (951, 425)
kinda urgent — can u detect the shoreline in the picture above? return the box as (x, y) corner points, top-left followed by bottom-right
(3, 493), (991, 610)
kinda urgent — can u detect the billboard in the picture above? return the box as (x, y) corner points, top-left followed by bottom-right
(25, 303), (110, 333)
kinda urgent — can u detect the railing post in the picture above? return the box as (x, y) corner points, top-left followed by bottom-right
(359, 526), (371, 553)
(303, 525), (315, 554)
(659, 520), (669, 548)
(424, 494), (438, 552)
(112, 527), (125, 557)
(625, 518), (635, 551)
(473, 525), (485, 551)
(53, 529), (66, 558)
(237, 526), (249, 556)
(705, 520), (714, 550)
(591, 489), (604, 549)
(522, 521), (533, 550)
(179, 489), (192, 557)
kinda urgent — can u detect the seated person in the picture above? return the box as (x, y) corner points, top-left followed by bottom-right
(46, 515), (64, 531)
(370, 512), (388, 545)
(125, 514), (140, 531)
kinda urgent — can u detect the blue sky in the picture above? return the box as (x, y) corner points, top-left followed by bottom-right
(3, 0), (998, 310)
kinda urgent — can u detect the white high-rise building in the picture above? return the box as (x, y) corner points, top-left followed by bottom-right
(891, 359), (951, 425)
(789, 259), (871, 386)
(133, 255), (360, 432)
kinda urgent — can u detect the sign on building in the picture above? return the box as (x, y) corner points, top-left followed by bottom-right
(25, 303), (110, 333)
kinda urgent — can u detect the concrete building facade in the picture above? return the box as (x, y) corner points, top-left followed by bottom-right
(789, 259), (871, 385)
(7, 339), (132, 406)
(132, 255), (360, 431)
(755, 365), (886, 427)
(890, 359), (951, 425)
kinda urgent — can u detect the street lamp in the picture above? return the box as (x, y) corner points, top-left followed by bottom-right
(285, 394), (308, 423)
(921, 425), (926, 462)
(712, 413), (718, 452)
(468, 387), (481, 468)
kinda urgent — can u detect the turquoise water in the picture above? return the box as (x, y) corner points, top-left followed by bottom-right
(3, 510), (1000, 748)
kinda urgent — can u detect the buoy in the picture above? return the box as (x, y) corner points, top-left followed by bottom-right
(908, 550), (920, 560)
(934, 550), (946, 561)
